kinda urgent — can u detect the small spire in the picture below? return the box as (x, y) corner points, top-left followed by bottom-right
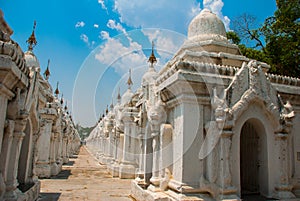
(43, 59), (51, 80)
(55, 81), (59, 97)
(110, 100), (114, 110)
(26, 21), (37, 51)
(102, 113), (105, 118)
(127, 69), (133, 89)
(105, 105), (109, 114)
(64, 101), (68, 111)
(60, 94), (64, 105)
(148, 41), (157, 66)
(117, 87), (121, 102)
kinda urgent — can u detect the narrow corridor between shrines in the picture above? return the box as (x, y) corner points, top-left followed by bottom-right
(38, 146), (135, 201)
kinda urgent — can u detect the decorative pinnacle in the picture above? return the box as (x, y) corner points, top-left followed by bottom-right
(64, 101), (68, 111)
(43, 59), (51, 80)
(110, 100), (114, 110)
(117, 87), (121, 101)
(55, 82), (59, 97)
(26, 21), (37, 51)
(127, 69), (133, 89)
(148, 41), (157, 65)
(60, 94), (64, 105)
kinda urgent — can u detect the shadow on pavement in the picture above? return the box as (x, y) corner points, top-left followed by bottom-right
(50, 170), (72, 180)
(64, 161), (75, 166)
(38, 192), (61, 201)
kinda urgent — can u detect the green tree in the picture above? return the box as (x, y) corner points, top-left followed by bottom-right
(261, 0), (300, 76)
(232, 0), (300, 77)
(226, 31), (270, 65)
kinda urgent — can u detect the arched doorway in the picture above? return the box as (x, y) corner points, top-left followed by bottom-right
(240, 119), (269, 199)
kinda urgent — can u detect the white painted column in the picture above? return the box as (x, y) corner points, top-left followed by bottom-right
(4, 113), (28, 199)
(274, 133), (296, 199)
(0, 120), (14, 199)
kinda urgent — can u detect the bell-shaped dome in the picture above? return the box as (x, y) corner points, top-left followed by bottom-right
(142, 67), (158, 85)
(121, 89), (134, 106)
(188, 9), (227, 42)
(25, 50), (40, 69)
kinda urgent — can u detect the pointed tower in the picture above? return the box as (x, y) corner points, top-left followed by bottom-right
(121, 69), (134, 105)
(117, 87), (121, 104)
(127, 68), (133, 90)
(43, 59), (51, 80)
(26, 21), (37, 51)
(24, 21), (40, 70)
(60, 94), (64, 105)
(55, 81), (59, 97)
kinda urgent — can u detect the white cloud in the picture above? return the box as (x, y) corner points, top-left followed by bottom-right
(95, 33), (147, 75)
(203, 0), (231, 30)
(80, 34), (95, 49)
(100, 31), (110, 40)
(107, 19), (126, 34)
(113, 0), (201, 34)
(142, 29), (186, 65)
(75, 21), (85, 28)
(98, 0), (107, 10)
(94, 24), (99, 28)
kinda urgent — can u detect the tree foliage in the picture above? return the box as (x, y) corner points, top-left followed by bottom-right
(231, 0), (300, 77)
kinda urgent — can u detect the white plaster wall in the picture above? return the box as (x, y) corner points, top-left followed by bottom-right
(171, 101), (203, 187)
(292, 110), (300, 193)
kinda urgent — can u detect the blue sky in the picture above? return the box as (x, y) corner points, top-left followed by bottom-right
(1, 0), (277, 127)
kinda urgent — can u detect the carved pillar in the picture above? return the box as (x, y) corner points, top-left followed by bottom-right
(35, 116), (54, 178)
(150, 134), (160, 187)
(136, 130), (145, 183)
(4, 113), (28, 199)
(0, 120), (14, 199)
(62, 136), (68, 164)
(50, 132), (58, 176)
(143, 124), (153, 186)
(0, 86), (13, 154)
(111, 129), (120, 177)
(274, 133), (295, 199)
(119, 114), (136, 179)
(217, 130), (238, 200)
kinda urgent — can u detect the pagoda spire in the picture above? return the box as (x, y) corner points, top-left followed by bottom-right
(43, 59), (51, 80)
(127, 69), (133, 89)
(26, 21), (37, 51)
(117, 87), (121, 103)
(60, 93), (64, 105)
(54, 81), (59, 97)
(148, 41), (157, 67)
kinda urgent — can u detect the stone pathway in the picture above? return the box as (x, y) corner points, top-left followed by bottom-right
(38, 146), (134, 201)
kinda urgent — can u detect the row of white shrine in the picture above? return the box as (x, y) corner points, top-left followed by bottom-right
(0, 10), (81, 201)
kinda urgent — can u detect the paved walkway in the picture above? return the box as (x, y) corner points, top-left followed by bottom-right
(38, 146), (134, 201)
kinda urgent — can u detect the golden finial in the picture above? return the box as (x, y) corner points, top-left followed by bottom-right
(117, 87), (121, 101)
(60, 93), (64, 105)
(110, 100), (114, 110)
(26, 21), (37, 51)
(55, 81), (59, 97)
(64, 101), (68, 111)
(43, 59), (51, 80)
(148, 41), (157, 65)
(127, 69), (133, 88)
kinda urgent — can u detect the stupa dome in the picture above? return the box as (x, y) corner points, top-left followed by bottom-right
(24, 50), (40, 69)
(188, 9), (227, 42)
(142, 67), (158, 85)
(121, 89), (134, 106)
